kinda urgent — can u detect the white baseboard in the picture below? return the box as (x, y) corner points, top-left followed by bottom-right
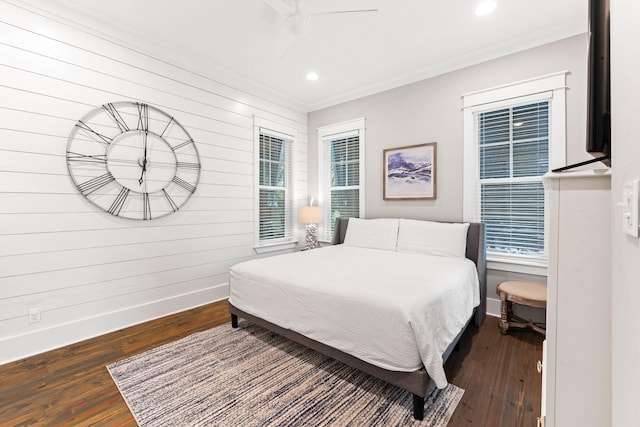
(487, 297), (501, 318)
(0, 291), (529, 365)
(0, 283), (230, 365)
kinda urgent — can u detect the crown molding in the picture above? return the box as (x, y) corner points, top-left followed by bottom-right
(307, 20), (586, 112)
(13, 0), (587, 116)
(14, 0), (309, 115)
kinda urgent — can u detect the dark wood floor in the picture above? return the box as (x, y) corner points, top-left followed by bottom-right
(445, 313), (543, 426)
(0, 301), (543, 426)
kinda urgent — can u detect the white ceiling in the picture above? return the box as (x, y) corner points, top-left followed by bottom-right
(48, 0), (587, 112)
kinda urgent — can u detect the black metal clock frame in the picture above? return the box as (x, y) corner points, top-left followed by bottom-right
(66, 101), (201, 220)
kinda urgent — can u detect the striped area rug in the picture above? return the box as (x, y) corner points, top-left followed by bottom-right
(107, 322), (463, 426)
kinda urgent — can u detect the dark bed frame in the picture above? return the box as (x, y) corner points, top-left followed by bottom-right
(230, 217), (486, 420)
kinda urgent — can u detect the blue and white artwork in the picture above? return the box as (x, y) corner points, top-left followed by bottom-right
(384, 143), (436, 199)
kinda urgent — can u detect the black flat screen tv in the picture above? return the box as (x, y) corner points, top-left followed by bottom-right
(554, 0), (611, 172)
(586, 0), (611, 163)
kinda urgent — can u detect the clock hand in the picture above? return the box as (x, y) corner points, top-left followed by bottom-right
(138, 130), (148, 185)
(138, 159), (147, 185)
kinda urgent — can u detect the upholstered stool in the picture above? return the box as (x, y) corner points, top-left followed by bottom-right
(496, 281), (547, 336)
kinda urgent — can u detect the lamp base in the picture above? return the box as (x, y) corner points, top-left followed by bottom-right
(304, 224), (320, 250)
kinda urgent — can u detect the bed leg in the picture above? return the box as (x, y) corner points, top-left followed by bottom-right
(231, 313), (238, 328)
(413, 393), (424, 420)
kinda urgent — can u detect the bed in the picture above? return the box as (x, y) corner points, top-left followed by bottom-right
(229, 217), (486, 420)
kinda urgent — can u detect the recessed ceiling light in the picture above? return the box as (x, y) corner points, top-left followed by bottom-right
(306, 71), (319, 81)
(475, 0), (497, 16)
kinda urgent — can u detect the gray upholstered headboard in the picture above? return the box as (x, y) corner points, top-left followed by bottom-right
(331, 217), (487, 326)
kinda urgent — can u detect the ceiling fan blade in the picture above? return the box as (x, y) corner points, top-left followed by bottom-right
(279, 34), (296, 61)
(310, 9), (378, 16)
(264, 0), (295, 16)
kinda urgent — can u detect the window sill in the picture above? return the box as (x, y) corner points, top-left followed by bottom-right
(254, 240), (299, 254)
(487, 256), (548, 276)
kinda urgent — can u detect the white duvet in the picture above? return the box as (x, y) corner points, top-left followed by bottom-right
(229, 245), (480, 389)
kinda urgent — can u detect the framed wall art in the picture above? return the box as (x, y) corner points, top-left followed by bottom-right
(383, 142), (436, 200)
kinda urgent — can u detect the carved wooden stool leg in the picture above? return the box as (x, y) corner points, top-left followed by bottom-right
(499, 291), (509, 334)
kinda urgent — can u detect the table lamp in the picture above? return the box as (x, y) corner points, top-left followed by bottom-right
(299, 206), (322, 250)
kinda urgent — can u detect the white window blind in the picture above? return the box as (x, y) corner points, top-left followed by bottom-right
(325, 135), (360, 238)
(477, 101), (549, 258)
(258, 131), (293, 244)
(463, 72), (567, 274)
(317, 118), (366, 242)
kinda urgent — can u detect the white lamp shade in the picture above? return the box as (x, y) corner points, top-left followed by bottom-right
(299, 206), (322, 224)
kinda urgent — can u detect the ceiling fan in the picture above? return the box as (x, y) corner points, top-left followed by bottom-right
(265, 0), (378, 57)
(265, 0), (378, 36)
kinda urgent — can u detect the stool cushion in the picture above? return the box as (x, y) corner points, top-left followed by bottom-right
(497, 281), (547, 302)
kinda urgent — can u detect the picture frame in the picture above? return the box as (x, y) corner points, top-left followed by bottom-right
(383, 142), (436, 200)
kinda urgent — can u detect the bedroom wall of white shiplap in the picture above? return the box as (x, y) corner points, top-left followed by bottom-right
(0, 0), (308, 364)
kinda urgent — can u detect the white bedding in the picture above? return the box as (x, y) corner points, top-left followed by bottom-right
(229, 245), (480, 389)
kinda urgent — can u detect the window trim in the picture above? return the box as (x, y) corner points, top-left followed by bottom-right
(253, 116), (297, 251)
(462, 72), (567, 274)
(317, 118), (366, 242)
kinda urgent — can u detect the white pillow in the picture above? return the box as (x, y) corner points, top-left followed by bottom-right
(397, 219), (469, 257)
(343, 218), (399, 251)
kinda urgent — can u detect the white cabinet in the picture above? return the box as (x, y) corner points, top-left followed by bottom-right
(542, 169), (611, 427)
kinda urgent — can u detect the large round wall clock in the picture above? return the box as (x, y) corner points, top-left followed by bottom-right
(66, 101), (201, 220)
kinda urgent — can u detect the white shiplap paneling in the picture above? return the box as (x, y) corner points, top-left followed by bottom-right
(0, 0), (308, 364)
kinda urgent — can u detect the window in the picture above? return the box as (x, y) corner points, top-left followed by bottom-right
(478, 102), (549, 256)
(463, 72), (567, 274)
(254, 118), (296, 249)
(317, 118), (366, 241)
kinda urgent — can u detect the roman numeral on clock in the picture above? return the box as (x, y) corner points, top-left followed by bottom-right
(160, 116), (175, 137)
(172, 176), (196, 193)
(108, 187), (129, 216)
(142, 192), (152, 220)
(176, 161), (200, 170)
(171, 139), (194, 152)
(103, 103), (130, 132)
(162, 189), (179, 212)
(76, 121), (112, 147)
(136, 102), (149, 132)
(76, 172), (115, 196)
(66, 151), (107, 164)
